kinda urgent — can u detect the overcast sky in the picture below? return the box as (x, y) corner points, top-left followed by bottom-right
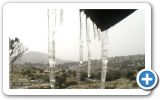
(4, 4), (145, 61)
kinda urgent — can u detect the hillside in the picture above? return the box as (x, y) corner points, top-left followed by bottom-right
(11, 54), (144, 89)
(15, 51), (71, 65)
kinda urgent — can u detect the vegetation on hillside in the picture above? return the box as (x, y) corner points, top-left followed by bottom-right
(10, 54), (144, 89)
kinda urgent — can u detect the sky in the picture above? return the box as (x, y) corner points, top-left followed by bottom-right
(4, 3), (145, 61)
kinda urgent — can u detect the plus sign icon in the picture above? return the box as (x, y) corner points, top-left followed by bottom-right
(136, 69), (158, 90)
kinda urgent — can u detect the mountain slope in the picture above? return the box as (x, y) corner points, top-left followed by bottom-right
(15, 51), (70, 64)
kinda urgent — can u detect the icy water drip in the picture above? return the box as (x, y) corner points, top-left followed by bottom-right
(86, 18), (92, 78)
(93, 23), (98, 40)
(48, 9), (56, 88)
(48, 9), (63, 88)
(79, 11), (84, 64)
(101, 30), (108, 89)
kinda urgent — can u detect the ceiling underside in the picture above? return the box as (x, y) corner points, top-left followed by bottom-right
(81, 9), (136, 31)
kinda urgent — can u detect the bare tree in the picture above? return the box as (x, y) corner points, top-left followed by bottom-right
(9, 37), (28, 66)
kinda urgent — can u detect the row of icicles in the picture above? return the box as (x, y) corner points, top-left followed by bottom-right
(48, 9), (108, 89)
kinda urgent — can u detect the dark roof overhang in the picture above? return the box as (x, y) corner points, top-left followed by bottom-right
(81, 9), (136, 31)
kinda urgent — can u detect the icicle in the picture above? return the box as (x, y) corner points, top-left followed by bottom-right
(55, 9), (63, 28)
(101, 30), (108, 89)
(77, 10), (85, 83)
(79, 11), (84, 64)
(98, 28), (101, 41)
(86, 17), (92, 78)
(60, 9), (63, 25)
(93, 23), (98, 39)
(48, 9), (56, 89)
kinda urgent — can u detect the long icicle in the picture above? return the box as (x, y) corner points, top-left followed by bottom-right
(101, 30), (108, 89)
(86, 17), (91, 78)
(93, 23), (98, 40)
(77, 10), (84, 83)
(79, 11), (84, 65)
(48, 9), (56, 89)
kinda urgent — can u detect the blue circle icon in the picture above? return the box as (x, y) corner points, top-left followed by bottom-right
(136, 69), (158, 90)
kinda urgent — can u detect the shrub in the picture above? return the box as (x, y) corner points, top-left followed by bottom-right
(80, 72), (87, 81)
(105, 70), (122, 81)
(94, 71), (101, 80)
(55, 74), (67, 88)
(127, 70), (136, 81)
(22, 69), (31, 76)
(89, 73), (96, 79)
(65, 81), (78, 87)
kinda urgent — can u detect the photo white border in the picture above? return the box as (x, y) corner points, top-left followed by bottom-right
(2, 2), (151, 95)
